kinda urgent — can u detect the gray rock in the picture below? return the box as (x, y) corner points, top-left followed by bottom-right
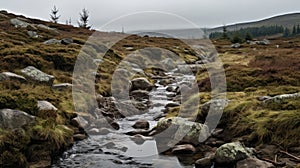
(131, 77), (153, 91)
(37, 101), (58, 111)
(155, 117), (210, 146)
(10, 18), (31, 28)
(43, 38), (61, 45)
(88, 128), (111, 135)
(257, 96), (272, 101)
(0, 109), (35, 129)
(236, 157), (275, 168)
(61, 38), (73, 45)
(231, 43), (241, 48)
(263, 92), (300, 104)
(215, 142), (254, 165)
(130, 134), (150, 145)
(172, 144), (196, 154)
(161, 58), (176, 70)
(27, 31), (38, 38)
(37, 24), (57, 32)
(52, 83), (73, 90)
(21, 66), (55, 85)
(0, 72), (26, 82)
(132, 119), (150, 129)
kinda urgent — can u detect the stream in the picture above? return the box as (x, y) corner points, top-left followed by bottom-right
(53, 70), (197, 168)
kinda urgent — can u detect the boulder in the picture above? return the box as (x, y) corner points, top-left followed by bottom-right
(27, 31), (38, 38)
(161, 58), (176, 70)
(0, 109), (35, 129)
(73, 134), (87, 141)
(21, 66), (55, 85)
(52, 83), (73, 90)
(131, 77), (153, 91)
(215, 142), (254, 165)
(236, 157), (275, 168)
(263, 92), (300, 104)
(61, 38), (73, 45)
(199, 99), (228, 125)
(172, 144), (196, 154)
(37, 101), (58, 119)
(231, 43), (241, 48)
(132, 119), (150, 129)
(155, 117), (210, 146)
(165, 102), (180, 108)
(10, 18), (31, 28)
(0, 72), (26, 82)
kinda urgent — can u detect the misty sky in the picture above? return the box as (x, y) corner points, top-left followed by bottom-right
(1, 0), (300, 32)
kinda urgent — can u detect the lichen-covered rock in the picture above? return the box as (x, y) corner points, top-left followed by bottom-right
(37, 101), (58, 111)
(155, 117), (210, 145)
(0, 72), (27, 82)
(0, 109), (36, 129)
(37, 101), (58, 119)
(215, 142), (254, 165)
(21, 66), (55, 85)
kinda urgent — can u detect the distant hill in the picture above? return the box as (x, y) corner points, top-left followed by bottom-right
(209, 12), (300, 33)
(131, 12), (300, 39)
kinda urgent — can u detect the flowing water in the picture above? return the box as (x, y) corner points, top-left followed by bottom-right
(53, 72), (197, 168)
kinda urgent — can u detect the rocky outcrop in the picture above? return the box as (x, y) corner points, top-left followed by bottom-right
(215, 142), (254, 165)
(0, 72), (27, 82)
(0, 109), (35, 129)
(43, 38), (61, 45)
(21, 66), (55, 85)
(27, 31), (38, 38)
(262, 92), (300, 104)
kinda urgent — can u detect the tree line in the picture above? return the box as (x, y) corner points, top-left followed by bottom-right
(49, 5), (91, 29)
(209, 24), (300, 42)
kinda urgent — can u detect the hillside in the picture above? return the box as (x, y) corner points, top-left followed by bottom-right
(0, 10), (299, 168)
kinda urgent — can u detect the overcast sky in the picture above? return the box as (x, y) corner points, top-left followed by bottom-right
(1, 0), (300, 32)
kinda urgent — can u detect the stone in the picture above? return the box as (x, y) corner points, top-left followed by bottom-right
(195, 157), (213, 168)
(0, 109), (35, 129)
(166, 86), (175, 92)
(132, 119), (150, 129)
(215, 142), (254, 165)
(43, 38), (61, 45)
(199, 99), (228, 126)
(71, 116), (89, 128)
(130, 90), (149, 100)
(88, 128), (111, 135)
(131, 77), (153, 91)
(236, 157), (275, 168)
(231, 43), (241, 48)
(155, 117), (210, 146)
(27, 31), (38, 38)
(37, 101), (58, 111)
(21, 66), (55, 85)
(10, 18), (31, 28)
(73, 134), (87, 141)
(172, 144), (196, 154)
(263, 92), (300, 104)
(37, 101), (58, 119)
(257, 96), (272, 101)
(61, 38), (73, 45)
(37, 24), (57, 32)
(130, 134), (147, 145)
(52, 83), (73, 90)
(161, 58), (176, 70)
(165, 102), (180, 108)
(0, 72), (26, 82)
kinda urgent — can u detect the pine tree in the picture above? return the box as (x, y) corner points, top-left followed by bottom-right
(231, 32), (243, 43)
(292, 25), (297, 35)
(297, 24), (300, 34)
(78, 8), (91, 29)
(222, 25), (229, 40)
(245, 32), (253, 41)
(50, 6), (60, 23)
(283, 27), (290, 37)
